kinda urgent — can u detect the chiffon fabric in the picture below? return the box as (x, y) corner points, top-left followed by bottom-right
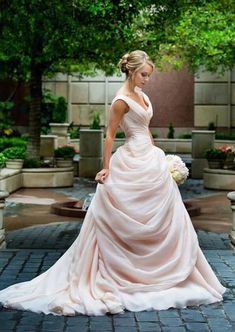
(0, 93), (226, 316)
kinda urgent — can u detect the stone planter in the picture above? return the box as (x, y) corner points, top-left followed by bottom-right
(22, 167), (74, 187)
(50, 123), (70, 136)
(207, 159), (224, 169)
(55, 158), (73, 168)
(204, 168), (235, 190)
(223, 156), (235, 170)
(79, 129), (104, 177)
(6, 159), (24, 170)
(191, 130), (215, 179)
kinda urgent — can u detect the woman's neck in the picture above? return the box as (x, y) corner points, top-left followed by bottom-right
(123, 80), (142, 96)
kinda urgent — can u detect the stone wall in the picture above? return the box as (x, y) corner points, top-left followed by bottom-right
(42, 65), (235, 134)
(42, 69), (194, 136)
(43, 72), (124, 128)
(194, 67), (235, 129)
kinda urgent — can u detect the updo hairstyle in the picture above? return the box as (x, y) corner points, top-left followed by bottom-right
(118, 50), (154, 78)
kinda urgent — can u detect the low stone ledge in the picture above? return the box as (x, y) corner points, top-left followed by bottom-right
(0, 169), (22, 193)
(204, 168), (235, 190)
(22, 167), (74, 188)
(0, 168), (21, 180)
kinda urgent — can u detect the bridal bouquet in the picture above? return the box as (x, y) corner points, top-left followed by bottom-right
(166, 154), (189, 185)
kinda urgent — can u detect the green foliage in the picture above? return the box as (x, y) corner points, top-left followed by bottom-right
(0, 137), (27, 152)
(167, 123), (175, 139)
(151, 131), (158, 139)
(0, 101), (14, 130)
(0, 153), (6, 168)
(41, 90), (67, 133)
(54, 145), (77, 159)
(208, 122), (216, 131)
(52, 96), (67, 123)
(215, 132), (235, 140)
(115, 131), (125, 139)
(0, 0), (150, 80)
(178, 133), (192, 139)
(90, 111), (101, 130)
(69, 125), (80, 139)
(3, 146), (26, 159)
(133, 1), (235, 72)
(205, 148), (227, 160)
(23, 158), (43, 168)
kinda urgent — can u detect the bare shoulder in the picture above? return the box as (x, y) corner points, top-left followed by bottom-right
(112, 97), (129, 114)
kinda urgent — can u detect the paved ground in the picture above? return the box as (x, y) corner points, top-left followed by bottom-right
(0, 178), (235, 331)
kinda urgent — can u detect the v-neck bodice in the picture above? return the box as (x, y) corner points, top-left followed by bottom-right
(111, 93), (153, 143)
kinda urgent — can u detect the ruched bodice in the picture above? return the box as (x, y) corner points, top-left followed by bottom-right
(112, 93), (152, 143)
(0, 91), (225, 316)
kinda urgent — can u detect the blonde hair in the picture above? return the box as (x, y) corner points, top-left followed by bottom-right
(118, 50), (154, 77)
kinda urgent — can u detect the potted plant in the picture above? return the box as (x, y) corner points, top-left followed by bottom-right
(205, 148), (227, 169)
(219, 145), (235, 170)
(54, 144), (77, 168)
(43, 91), (69, 137)
(3, 146), (26, 169)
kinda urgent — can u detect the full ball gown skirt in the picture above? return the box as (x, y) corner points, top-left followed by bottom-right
(0, 94), (226, 316)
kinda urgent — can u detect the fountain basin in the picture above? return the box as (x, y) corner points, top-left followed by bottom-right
(51, 200), (201, 219)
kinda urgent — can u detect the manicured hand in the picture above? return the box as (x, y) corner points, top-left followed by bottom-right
(95, 169), (109, 184)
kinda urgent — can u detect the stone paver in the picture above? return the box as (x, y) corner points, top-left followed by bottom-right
(0, 178), (235, 331)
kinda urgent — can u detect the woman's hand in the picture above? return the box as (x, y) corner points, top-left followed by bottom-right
(95, 168), (109, 184)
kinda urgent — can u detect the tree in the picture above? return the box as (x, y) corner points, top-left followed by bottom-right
(0, 0), (151, 157)
(134, 0), (235, 72)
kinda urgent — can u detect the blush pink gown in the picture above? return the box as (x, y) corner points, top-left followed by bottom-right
(0, 93), (226, 316)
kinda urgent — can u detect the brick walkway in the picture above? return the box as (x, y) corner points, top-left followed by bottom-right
(0, 178), (235, 331)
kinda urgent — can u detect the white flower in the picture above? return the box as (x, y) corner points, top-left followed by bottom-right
(165, 154), (189, 185)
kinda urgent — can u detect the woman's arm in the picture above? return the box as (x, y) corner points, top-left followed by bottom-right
(95, 99), (128, 184)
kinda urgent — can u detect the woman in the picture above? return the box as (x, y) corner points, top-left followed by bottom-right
(0, 50), (225, 316)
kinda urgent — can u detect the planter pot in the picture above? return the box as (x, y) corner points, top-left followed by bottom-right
(55, 158), (73, 168)
(207, 159), (224, 169)
(79, 129), (104, 177)
(6, 159), (24, 170)
(223, 156), (235, 170)
(22, 167), (74, 187)
(50, 123), (70, 136)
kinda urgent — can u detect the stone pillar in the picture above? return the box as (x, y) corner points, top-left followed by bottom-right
(191, 130), (215, 179)
(227, 192), (235, 246)
(0, 191), (9, 249)
(79, 129), (104, 178)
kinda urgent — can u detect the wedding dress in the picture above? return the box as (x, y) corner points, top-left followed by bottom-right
(0, 93), (226, 316)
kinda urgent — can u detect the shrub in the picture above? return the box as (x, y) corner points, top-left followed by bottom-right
(205, 148), (227, 160)
(115, 131), (125, 138)
(151, 132), (158, 138)
(54, 145), (77, 159)
(69, 127), (80, 139)
(178, 133), (192, 139)
(167, 123), (175, 139)
(207, 122), (216, 131)
(215, 132), (235, 140)
(41, 90), (68, 133)
(23, 158), (43, 168)
(3, 146), (26, 159)
(0, 137), (27, 152)
(0, 101), (14, 131)
(90, 111), (101, 129)
(0, 152), (6, 168)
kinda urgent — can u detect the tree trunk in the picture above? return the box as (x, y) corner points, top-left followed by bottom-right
(27, 67), (42, 158)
